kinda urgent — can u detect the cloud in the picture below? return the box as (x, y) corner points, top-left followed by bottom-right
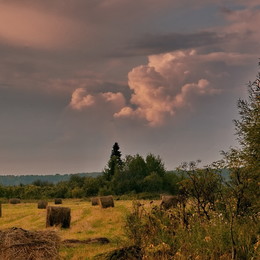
(129, 31), (233, 56)
(0, 3), (82, 49)
(69, 88), (125, 111)
(219, 5), (260, 53)
(68, 47), (252, 127)
(115, 49), (252, 126)
(69, 88), (95, 110)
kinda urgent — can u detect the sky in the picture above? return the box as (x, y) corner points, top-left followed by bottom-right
(0, 0), (259, 175)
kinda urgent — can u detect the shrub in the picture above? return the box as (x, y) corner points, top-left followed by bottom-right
(125, 201), (260, 259)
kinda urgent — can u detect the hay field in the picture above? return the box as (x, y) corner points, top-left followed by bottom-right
(0, 199), (156, 259)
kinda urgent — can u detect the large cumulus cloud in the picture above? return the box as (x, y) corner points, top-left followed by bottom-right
(69, 49), (252, 127)
(119, 49), (253, 127)
(114, 50), (220, 126)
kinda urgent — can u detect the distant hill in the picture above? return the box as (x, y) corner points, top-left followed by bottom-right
(0, 169), (229, 186)
(0, 172), (102, 186)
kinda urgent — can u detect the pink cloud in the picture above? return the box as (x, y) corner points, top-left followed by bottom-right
(70, 88), (95, 110)
(0, 3), (81, 49)
(69, 48), (250, 127)
(115, 50), (222, 126)
(219, 5), (260, 53)
(69, 88), (125, 111)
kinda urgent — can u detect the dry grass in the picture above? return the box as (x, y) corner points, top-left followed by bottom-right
(0, 227), (60, 260)
(0, 199), (157, 259)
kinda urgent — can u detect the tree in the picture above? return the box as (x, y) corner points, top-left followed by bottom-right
(178, 161), (222, 220)
(111, 142), (123, 163)
(234, 72), (260, 168)
(145, 153), (166, 177)
(142, 172), (163, 192)
(103, 142), (123, 181)
(112, 154), (148, 193)
(83, 176), (104, 196)
(222, 70), (260, 216)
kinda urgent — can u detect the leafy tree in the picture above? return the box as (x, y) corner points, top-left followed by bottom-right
(178, 161), (222, 220)
(52, 182), (70, 198)
(32, 179), (53, 187)
(142, 172), (163, 192)
(23, 185), (42, 199)
(145, 153), (166, 177)
(83, 176), (104, 197)
(70, 187), (84, 198)
(234, 72), (260, 168)
(222, 70), (260, 215)
(162, 171), (182, 195)
(0, 185), (6, 198)
(69, 175), (85, 188)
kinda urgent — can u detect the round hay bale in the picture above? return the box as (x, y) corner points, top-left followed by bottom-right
(9, 198), (21, 204)
(54, 198), (62, 204)
(0, 227), (60, 260)
(98, 195), (114, 208)
(91, 197), (99, 206)
(46, 206), (71, 228)
(38, 200), (48, 209)
(160, 195), (179, 210)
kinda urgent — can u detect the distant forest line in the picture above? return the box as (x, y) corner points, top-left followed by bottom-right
(0, 172), (102, 186)
(0, 169), (230, 187)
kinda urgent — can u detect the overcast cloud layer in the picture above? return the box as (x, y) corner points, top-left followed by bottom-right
(0, 0), (259, 174)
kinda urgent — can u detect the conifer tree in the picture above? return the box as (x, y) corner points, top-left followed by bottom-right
(103, 142), (123, 181)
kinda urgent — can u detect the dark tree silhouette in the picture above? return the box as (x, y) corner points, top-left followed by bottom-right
(103, 142), (123, 181)
(111, 142), (123, 166)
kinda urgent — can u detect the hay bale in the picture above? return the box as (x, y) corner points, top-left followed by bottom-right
(91, 197), (99, 206)
(98, 195), (114, 208)
(0, 227), (60, 260)
(38, 200), (48, 209)
(54, 198), (62, 204)
(160, 195), (179, 210)
(9, 198), (21, 204)
(46, 206), (71, 228)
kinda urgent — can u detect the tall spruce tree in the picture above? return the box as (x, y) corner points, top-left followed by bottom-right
(111, 142), (123, 165)
(103, 142), (123, 181)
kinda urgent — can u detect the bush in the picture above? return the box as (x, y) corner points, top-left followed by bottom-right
(124, 201), (260, 259)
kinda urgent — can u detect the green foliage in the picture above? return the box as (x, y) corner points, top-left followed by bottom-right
(162, 171), (182, 195)
(145, 153), (166, 177)
(102, 147), (170, 195)
(142, 172), (163, 192)
(83, 176), (104, 197)
(220, 71), (260, 217)
(234, 72), (260, 168)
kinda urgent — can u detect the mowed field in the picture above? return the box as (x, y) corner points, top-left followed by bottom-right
(0, 199), (156, 259)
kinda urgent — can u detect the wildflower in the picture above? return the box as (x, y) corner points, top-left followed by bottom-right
(204, 236), (211, 242)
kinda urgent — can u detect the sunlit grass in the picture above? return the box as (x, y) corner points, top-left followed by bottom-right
(0, 199), (154, 259)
